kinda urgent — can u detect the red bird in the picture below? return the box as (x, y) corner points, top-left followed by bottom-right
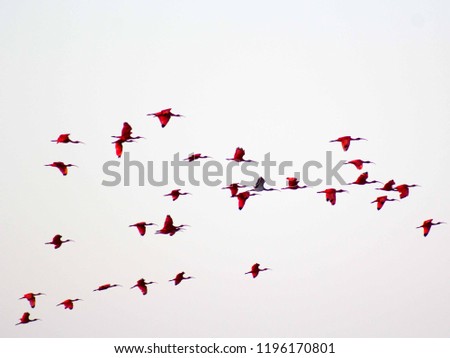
(112, 122), (144, 142)
(155, 215), (189, 236)
(226, 147), (255, 162)
(164, 189), (191, 201)
(169, 272), (194, 286)
(330, 136), (367, 151)
(344, 159), (374, 170)
(245, 263), (270, 278)
(130, 278), (157, 295)
(129, 222), (157, 236)
(222, 183), (246, 197)
(350, 172), (380, 185)
(416, 219), (446, 237)
(395, 184), (420, 199)
(45, 234), (74, 249)
(376, 179), (396, 192)
(371, 196), (398, 210)
(57, 298), (82, 310)
(317, 188), (348, 206)
(19, 293), (45, 309)
(45, 162), (77, 176)
(184, 153), (210, 162)
(93, 283), (122, 292)
(237, 191), (258, 210)
(282, 177), (308, 190)
(147, 108), (183, 128)
(16, 312), (40, 326)
(51, 134), (84, 144)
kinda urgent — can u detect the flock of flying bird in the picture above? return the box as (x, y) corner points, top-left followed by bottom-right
(16, 109), (445, 326)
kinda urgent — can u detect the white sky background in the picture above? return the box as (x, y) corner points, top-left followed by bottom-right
(1, 0), (450, 337)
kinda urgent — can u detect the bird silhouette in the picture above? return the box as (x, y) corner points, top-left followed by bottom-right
(45, 234), (74, 249)
(237, 191), (258, 210)
(131, 278), (157, 295)
(344, 159), (375, 170)
(184, 153), (211, 162)
(222, 183), (246, 197)
(57, 298), (82, 310)
(169, 272), (194, 286)
(371, 196), (398, 210)
(51, 133), (84, 144)
(164, 189), (191, 201)
(329, 136), (367, 151)
(147, 108), (183, 128)
(251, 177), (278, 192)
(349, 172), (380, 185)
(281, 177), (308, 190)
(395, 184), (420, 199)
(155, 215), (189, 236)
(45, 162), (77, 176)
(416, 219), (446, 237)
(317, 188), (348, 206)
(93, 283), (122, 292)
(226, 147), (255, 162)
(245, 263), (270, 278)
(376, 179), (396, 192)
(129, 222), (157, 236)
(19, 293), (45, 309)
(15, 312), (40, 325)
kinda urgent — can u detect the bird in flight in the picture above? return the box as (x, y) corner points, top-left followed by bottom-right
(19, 292), (45, 309)
(251, 177), (278, 192)
(45, 234), (74, 249)
(45, 162), (77, 176)
(169, 272), (194, 286)
(93, 283), (122, 292)
(111, 122), (143, 158)
(164, 189), (191, 201)
(395, 184), (420, 199)
(349, 172), (380, 185)
(129, 222), (157, 236)
(155, 215), (189, 236)
(281, 177), (308, 190)
(330, 136), (367, 151)
(236, 191), (258, 210)
(376, 179), (396, 192)
(51, 134), (84, 144)
(222, 183), (246, 197)
(245, 263), (270, 278)
(416, 219), (446, 237)
(317, 188), (348, 206)
(15, 312), (40, 326)
(226, 147), (255, 162)
(147, 108), (183, 128)
(184, 153), (211, 162)
(57, 298), (82, 310)
(131, 278), (157, 295)
(371, 196), (398, 210)
(344, 159), (375, 170)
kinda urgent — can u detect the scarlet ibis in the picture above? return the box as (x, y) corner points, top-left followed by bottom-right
(222, 183), (246, 197)
(371, 196), (398, 210)
(164, 189), (191, 201)
(130, 278), (157, 295)
(184, 153), (210, 162)
(93, 283), (122, 292)
(416, 219), (446, 237)
(237, 191), (258, 210)
(15, 312), (40, 325)
(111, 122), (144, 142)
(245, 263), (270, 278)
(129, 222), (157, 236)
(251, 177), (278, 192)
(45, 162), (77, 176)
(155, 215), (189, 236)
(317, 188), (348, 206)
(395, 184), (420, 199)
(147, 108), (183, 128)
(282, 177), (308, 190)
(344, 159), (375, 170)
(169, 272), (194, 286)
(330, 136), (367, 151)
(51, 133), (84, 144)
(113, 138), (135, 158)
(45, 234), (74, 249)
(226, 147), (255, 162)
(376, 179), (396, 192)
(350, 172), (380, 185)
(19, 293), (45, 309)
(57, 298), (82, 310)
